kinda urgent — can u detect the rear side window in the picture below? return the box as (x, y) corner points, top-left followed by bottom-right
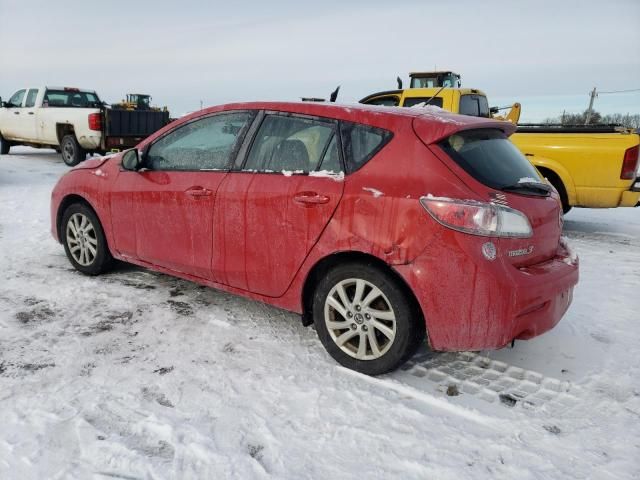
(439, 129), (543, 190)
(459, 94), (490, 117)
(340, 122), (392, 173)
(25, 89), (39, 108)
(244, 115), (336, 173)
(403, 97), (444, 108)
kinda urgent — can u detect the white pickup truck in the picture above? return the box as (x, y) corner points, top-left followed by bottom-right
(0, 86), (170, 166)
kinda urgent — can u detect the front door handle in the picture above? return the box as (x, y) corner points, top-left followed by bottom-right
(293, 191), (330, 205)
(28, 112), (34, 115)
(185, 187), (212, 198)
(13, 111), (19, 115)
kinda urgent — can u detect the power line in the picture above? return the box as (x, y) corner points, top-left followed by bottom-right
(598, 88), (640, 94)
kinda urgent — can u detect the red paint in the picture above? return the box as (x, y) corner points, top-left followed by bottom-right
(51, 102), (579, 351)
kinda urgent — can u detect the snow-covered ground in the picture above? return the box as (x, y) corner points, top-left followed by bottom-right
(1, 147), (639, 479)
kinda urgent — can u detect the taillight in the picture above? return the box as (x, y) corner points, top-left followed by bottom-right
(420, 196), (532, 238)
(88, 113), (102, 131)
(621, 145), (639, 179)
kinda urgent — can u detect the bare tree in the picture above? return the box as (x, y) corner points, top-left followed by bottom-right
(542, 110), (639, 128)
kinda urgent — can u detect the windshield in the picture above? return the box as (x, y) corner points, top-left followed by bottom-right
(439, 129), (545, 191)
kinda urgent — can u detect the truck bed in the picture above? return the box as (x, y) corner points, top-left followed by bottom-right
(516, 123), (627, 134)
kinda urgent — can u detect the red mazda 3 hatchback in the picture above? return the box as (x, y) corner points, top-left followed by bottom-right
(51, 102), (578, 375)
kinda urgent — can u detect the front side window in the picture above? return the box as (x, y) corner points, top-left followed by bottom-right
(25, 89), (39, 108)
(439, 129), (544, 191)
(244, 115), (336, 173)
(459, 94), (490, 118)
(365, 96), (400, 107)
(403, 97), (444, 108)
(340, 122), (392, 173)
(146, 111), (254, 171)
(8, 89), (26, 107)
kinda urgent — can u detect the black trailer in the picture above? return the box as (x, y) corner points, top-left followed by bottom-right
(101, 108), (171, 152)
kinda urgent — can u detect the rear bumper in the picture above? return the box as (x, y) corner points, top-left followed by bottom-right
(395, 234), (579, 351)
(77, 134), (101, 150)
(620, 190), (640, 207)
(105, 136), (145, 151)
(621, 178), (640, 207)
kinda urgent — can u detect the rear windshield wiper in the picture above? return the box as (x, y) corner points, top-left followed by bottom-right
(501, 182), (552, 196)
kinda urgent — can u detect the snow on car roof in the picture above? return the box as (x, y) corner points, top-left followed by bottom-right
(171, 100), (514, 145)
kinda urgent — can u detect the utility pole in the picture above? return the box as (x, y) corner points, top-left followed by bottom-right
(585, 87), (597, 125)
(200, 100), (203, 111)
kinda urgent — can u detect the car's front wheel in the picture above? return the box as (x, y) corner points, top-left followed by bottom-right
(0, 132), (10, 155)
(313, 262), (425, 375)
(61, 203), (113, 275)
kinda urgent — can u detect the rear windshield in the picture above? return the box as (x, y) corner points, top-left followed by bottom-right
(439, 129), (543, 190)
(404, 97), (444, 108)
(43, 89), (101, 108)
(459, 94), (490, 117)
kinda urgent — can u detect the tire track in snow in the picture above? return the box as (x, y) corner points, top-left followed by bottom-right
(394, 350), (581, 413)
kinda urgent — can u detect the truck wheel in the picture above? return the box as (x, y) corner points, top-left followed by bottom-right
(61, 134), (86, 166)
(313, 262), (425, 375)
(0, 132), (10, 155)
(547, 176), (572, 214)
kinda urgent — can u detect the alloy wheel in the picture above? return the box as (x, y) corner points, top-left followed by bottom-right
(324, 278), (397, 360)
(66, 213), (98, 266)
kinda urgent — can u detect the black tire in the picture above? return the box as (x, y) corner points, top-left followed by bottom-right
(60, 134), (86, 166)
(61, 203), (113, 275)
(0, 132), (10, 155)
(313, 262), (425, 375)
(547, 175), (572, 214)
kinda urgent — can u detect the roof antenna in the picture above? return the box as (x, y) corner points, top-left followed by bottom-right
(396, 76), (403, 89)
(329, 86), (340, 102)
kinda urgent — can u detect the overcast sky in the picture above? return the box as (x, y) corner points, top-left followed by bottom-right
(1, 0), (638, 120)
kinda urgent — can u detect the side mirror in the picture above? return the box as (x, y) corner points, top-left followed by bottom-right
(122, 149), (141, 171)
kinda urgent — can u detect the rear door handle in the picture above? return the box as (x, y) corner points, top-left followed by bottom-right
(185, 187), (212, 198)
(28, 112), (34, 115)
(293, 191), (330, 205)
(13, 111), (19, 115)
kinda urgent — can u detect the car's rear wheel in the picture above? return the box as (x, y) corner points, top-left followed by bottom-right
(61, 134), (86, 166)
(61, 203), (113, 275)
(313, 262), (425, 375)
(0, 132), (10, 155)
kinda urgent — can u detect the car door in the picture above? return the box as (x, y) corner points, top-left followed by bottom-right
(1, 89), (26, 139)
(109, 110), (255, 278)
(20, 88), (39, 140)
(213, 112), (344, 296)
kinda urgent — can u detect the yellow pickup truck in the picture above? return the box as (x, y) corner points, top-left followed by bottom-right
(360, 86), (640, 212)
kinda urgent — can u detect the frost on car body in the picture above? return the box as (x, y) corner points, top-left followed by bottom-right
(50, 101), (579, 374)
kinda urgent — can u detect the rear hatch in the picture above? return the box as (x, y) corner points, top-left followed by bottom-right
(426, 127), (563, 267)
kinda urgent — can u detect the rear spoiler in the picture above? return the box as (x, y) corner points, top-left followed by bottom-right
(413, 111), (516, 145)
